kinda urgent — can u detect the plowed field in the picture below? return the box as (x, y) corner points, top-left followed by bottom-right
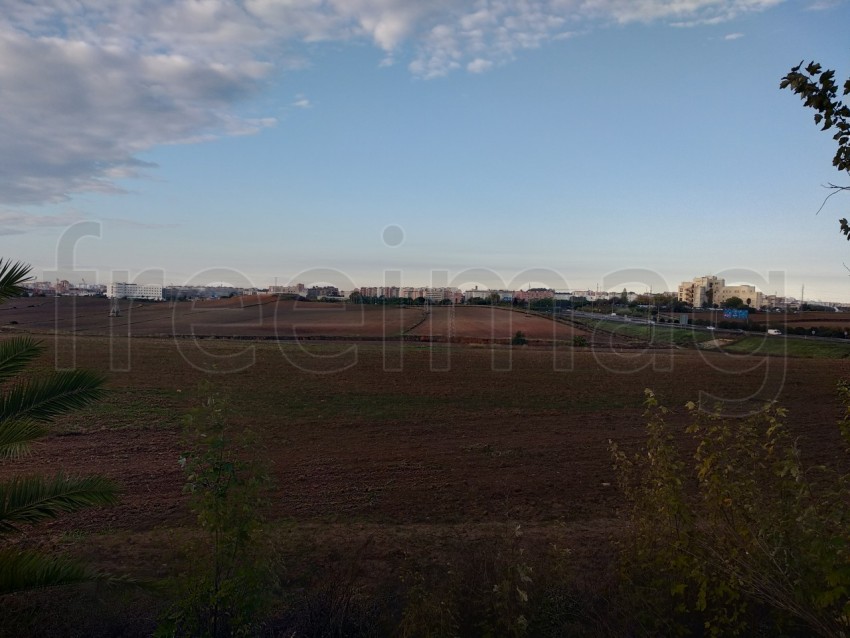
(2, 300), (849, 634)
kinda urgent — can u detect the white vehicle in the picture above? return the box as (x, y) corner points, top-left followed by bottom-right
(767, 329), (782, 335)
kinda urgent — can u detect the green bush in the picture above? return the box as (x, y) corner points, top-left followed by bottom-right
(611, 388), (850, 637)
(157, 386), (276, 638)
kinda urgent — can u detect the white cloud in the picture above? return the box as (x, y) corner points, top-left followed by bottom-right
(1, 0), (786, 205)
(467, 58), (494, 73)
(292, 94), (312, 108)
(724, 32), (745, 39)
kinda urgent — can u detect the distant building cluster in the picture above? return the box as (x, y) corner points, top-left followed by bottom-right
(13, 274), (843, 310)
(22, 280), (106, 296)
(354, 285), (639, 304)
(268, 284), (343, 300)
(359, 286), (464, 303)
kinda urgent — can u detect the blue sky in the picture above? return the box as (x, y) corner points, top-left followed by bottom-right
(2, 0), (849, 300)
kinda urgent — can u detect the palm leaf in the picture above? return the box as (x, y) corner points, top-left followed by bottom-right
(0, 369), (106, 424)
(0, 548), (116, 594)
(0, 474), (120, 534)
(0, 260), (31, 302)
(0, 419), (47, 460)
(0, 337), (43, 385)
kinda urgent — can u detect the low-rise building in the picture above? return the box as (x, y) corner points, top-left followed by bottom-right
(715, 284), (764, 309)
(108, 282), (163, 301)
(514, 288), (555, 302)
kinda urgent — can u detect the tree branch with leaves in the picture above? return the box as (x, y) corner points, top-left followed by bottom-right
(781, 61), (850, 239)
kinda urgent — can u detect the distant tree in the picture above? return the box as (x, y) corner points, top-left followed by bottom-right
(704, 287), (715, 308)
(348, 291), (362, 303)
(489, 292), (501, 305)
(723, 296), (745, 309)
(781, 61), (850, 239)
(530, 298), (554, 311)
(511, 331), (528, 345)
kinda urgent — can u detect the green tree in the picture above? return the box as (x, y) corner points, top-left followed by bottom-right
(0, 259), (120, 594)
(781, 61), (850, 238)
(722, 296), (745, 309)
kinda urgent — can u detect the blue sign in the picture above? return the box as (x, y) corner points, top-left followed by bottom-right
(723, 309), (749, 320)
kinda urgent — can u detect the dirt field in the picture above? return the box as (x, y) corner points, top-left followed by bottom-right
(0, 297), (589, 343)
(407, 305), (587, 342)
(4, 334), (848, 562)
(3, 301), (850, 633)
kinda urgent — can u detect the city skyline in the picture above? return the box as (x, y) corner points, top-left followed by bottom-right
(2, 1), (849, 300)
(21, 273), (831, 307)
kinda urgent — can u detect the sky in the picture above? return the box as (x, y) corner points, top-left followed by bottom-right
(1, 0), (849, 300)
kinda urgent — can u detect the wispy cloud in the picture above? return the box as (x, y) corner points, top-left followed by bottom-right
(807, 0), (844, 9)
(1, 0), (786, 205)
(292, 94), (312, 109)
(0, 210), (178, 235)
(101, 217), (180, 230)
(724, 32), (745, 39)
(0, 211), (83, 235)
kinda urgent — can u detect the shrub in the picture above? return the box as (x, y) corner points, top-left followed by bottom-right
(512, 331), (528, 346)
(611, 388), (850, 637)
(157, 386), (275, 638)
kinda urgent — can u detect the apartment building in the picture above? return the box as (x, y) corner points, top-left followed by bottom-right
(678, 275), (764, 308)
(677, 275), (722, 307)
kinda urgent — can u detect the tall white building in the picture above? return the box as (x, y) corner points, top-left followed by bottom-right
(108, 282), (163, 301)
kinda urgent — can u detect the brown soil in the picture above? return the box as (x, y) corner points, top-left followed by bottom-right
(2, 301), (849, 631)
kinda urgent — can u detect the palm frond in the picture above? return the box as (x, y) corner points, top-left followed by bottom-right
(0, 369), (106, 424)
(0, 337), (43, 385)
(0, 474), (120, 534)
(0, 548), (119, 594)
(0, 419), (47, 460)
(0, 260), (32, 302)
